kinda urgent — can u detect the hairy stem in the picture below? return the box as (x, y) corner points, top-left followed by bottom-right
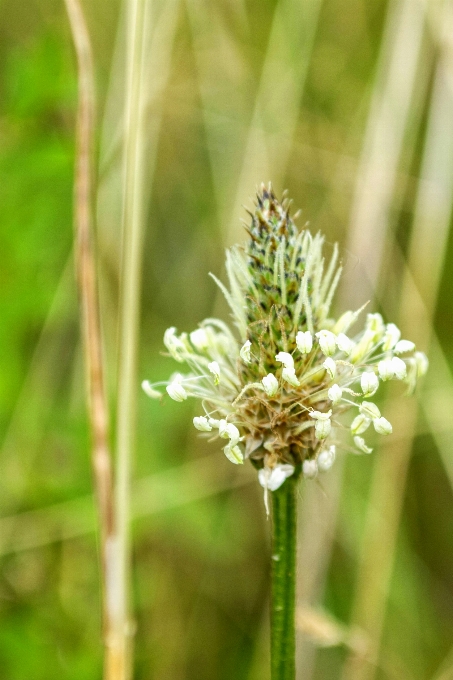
(271, 476), (298, 680)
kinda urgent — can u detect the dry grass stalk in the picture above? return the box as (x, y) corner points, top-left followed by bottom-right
(63, 0), (121, 678)
(297, 0), (427, 676)
(342, 0), (427, 309)
(112, 1), (152, 677)
(342, 4), (453, 676)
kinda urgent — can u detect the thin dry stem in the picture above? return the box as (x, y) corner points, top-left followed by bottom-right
(297, 0), (428, 676)
(342, 3), (453, 676)
(63, 0), (120, 678)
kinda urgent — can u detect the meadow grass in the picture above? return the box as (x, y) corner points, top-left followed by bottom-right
(1, 0), (453, 678)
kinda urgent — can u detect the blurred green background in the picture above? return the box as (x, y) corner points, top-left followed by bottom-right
(1, 0), (453, 678)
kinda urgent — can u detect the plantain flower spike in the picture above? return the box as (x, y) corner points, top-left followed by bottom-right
(143, 185), (428, 511)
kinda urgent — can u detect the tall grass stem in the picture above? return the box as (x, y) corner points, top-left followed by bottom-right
(113, 0), (149, 677)
(63, 1), (118, 678)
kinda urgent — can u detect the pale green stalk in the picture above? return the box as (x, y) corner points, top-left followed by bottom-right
(113, 0), (149, 677)
(342, 4), (453, 676)
(297, 0), (428, 676)
(342, 0), (428, 309)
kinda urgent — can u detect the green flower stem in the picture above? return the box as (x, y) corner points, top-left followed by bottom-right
(271, 475), (298, 680)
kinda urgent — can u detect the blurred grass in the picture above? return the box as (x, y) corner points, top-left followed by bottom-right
(1, 0), (453, 679)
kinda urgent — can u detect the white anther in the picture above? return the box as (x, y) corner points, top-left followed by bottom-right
(317, 446), (336, 471)
(240, 340), (252, 363)
(394, 339), (416, 354)
(351, 413), (371, 436)
(282, 366), (300, 387)
(373, 416), (392, 435)
(262, 373), (279, 397)
(359, 401), (381, 419)
(361, 372), (379, 397)
(258, 464), (295, 492)
(275, 351), (294, 369)
(218, 420), (240, 445)
(316, 330), (337, 356)
(163, 327), (186, 362)
(303, 459), (318, 478)
(328, 384), (342, 404)
(315, 419), (331, 440)
(323, 357), (336, 379)
(391, 356), (407, 380)
(223, 443), (244, 465)
(378, 358), (394, 381)
(190, 328), (209, 351)
(193, 416), (212, 432)
(415, 351), (429, 377)
(354, 436), (373, 454)
(208, 361), (221, 385)
(258, 464), (295, 514)
(366, 313), (385, 335)
(296, 331), (313, 354)
(382, 323), (401, 351)
(166, 378), (187, 402)
(336, 333), (354, 355)
(309, 409), (332, 421)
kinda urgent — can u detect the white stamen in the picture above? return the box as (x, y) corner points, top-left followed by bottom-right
(166, 378), (187, 402)
(351, 414), (371, 435)
(354, 436), (373, 454)
(361, 371), (379, 397)
(336, 333), (354, 355)
(316, 330), (337, 356)
(296, 330), (313, 354)
(282, 366), (300, 387)
(360, 401), (381, 419)
(223, 443), (244, 465)
(382, 323), (401, 351)
(378, 358), (394, 381)
(193, 416), (212, 432)
(318, 445), (336, 471)
(415, 351), (429, 377)
(141, 381), (162, 399)
(323, 357), (336, 379)
(373, 417), (392, 435)
(240, 340), (252, 363)
(262, 373), (279, 397)
(275, 351), (294, 369)
(303, 459), (318, 478)
(394, 339), (415, 354)
(190, 328), (210, 351)
(391, 356), (407, 380)
(208, 361), (221, 385)
(328, 384), (342, 404)
(315, 419), (331, 439)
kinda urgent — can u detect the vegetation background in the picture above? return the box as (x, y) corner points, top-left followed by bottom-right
(1, 0), (452, 678)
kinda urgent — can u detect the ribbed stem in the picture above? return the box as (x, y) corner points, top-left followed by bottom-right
(271, 476), (298, 680)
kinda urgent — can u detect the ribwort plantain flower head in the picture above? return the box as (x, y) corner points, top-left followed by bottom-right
(143, 185), (428, 511)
